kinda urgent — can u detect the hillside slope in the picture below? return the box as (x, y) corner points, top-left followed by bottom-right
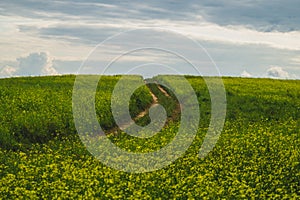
(0, 75), (299, 198)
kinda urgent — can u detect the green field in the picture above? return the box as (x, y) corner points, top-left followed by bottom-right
(0, 75), (299, 199)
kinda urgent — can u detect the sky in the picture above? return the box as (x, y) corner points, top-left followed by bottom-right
(0, 0), (300, 79)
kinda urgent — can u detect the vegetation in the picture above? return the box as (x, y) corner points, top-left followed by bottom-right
(0, 75), (299, 198)
(0, 75), (152, 150)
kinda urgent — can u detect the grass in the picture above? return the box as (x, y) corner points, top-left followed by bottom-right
(0, 75), (299, 198)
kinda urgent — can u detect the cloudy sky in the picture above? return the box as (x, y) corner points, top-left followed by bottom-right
(0, 0), (300, 79)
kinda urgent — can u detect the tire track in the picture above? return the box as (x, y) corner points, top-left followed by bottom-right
(107, 82), (179, 135)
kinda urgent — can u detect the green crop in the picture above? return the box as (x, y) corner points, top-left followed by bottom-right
(0, 75), (299, 199)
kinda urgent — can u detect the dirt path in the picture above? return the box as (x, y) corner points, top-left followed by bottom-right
(118, 89), (159, 131)
(157, 85), (170, 97)
(106, 81), (183, 136)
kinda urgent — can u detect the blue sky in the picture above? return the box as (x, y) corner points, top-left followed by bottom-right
(0, 0), (300, 79)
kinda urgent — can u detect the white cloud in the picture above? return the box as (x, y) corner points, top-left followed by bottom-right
(157, 21), (300, 51)
(266, 66), (290, 79)
(241, 70), (252, 78)
(13, 52), (59, 76)
(0, 65), (17, 78)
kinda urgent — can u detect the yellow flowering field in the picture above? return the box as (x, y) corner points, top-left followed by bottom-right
(0, 75), (299, 198)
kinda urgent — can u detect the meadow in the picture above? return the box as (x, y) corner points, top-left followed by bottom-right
(0, 75), (299, 199)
